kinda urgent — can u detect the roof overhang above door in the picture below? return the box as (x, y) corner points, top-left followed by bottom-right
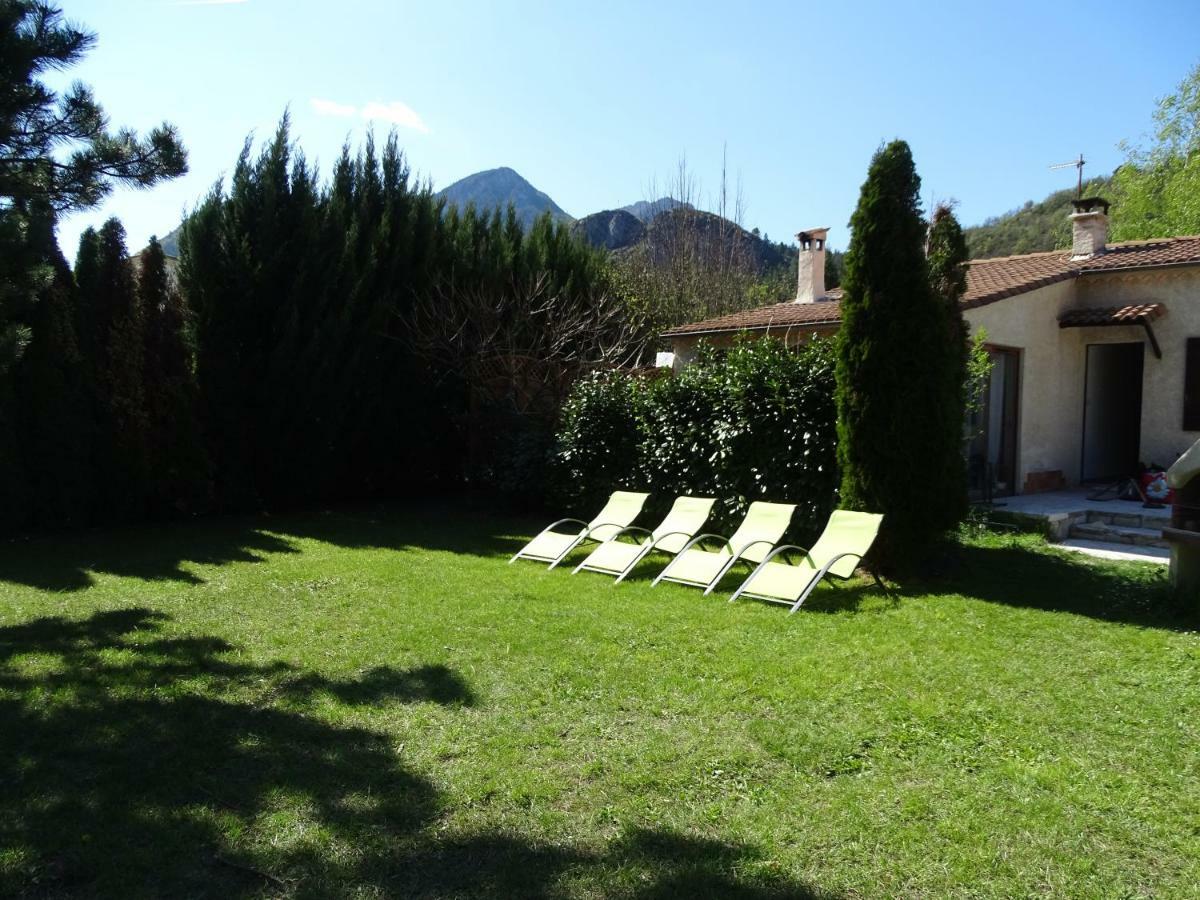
(1058, 303), (1165, 359)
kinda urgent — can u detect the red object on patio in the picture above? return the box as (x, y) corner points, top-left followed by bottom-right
(1141, 471), (1173, 505)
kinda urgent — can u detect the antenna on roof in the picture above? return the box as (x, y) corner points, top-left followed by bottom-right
(1049, 153), (1087, 199)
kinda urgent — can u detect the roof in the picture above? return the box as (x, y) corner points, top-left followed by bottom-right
(1058, 303), (1166, 328)
(660, 293), (845, 338)
(662, 234), (1200, 339)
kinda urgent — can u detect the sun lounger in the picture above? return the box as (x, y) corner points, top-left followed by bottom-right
(509, 490), (650, 568)
(728, 510), (885, 613)
(651, 501), (796, 594)
(572, 495), (716, 582)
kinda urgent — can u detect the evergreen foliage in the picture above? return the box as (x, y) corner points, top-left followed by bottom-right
(176, 116), (622, 514)
(928, 205), (971, 406)
(1110, 61), (1200, 242)
(553, 338), (839, 539)
(0, 0), (186, 372)
(964, 177), (1112, 259)
(88, 219), (149, 521)
(139, 236), (208, 516)
(13, 203), (92, 528)
(926, 203), (970, 520)
(2, 112), (623, 534)
(836, 141), (966, 568)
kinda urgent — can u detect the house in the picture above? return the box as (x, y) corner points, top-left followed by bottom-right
(662, 202), (1200, 498)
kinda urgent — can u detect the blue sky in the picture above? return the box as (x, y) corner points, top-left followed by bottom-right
(54, 0), (1200, 257)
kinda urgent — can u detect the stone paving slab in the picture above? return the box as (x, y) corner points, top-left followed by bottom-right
(1056, 538), (1169, 564)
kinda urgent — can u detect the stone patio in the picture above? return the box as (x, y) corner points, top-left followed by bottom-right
(983, 488), (1170, 564)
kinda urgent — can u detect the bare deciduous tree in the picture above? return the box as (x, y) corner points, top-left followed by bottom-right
(403, 270), (650, 415)
(619, 149), (785, 332)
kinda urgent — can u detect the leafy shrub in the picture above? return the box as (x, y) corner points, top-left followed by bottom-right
(553, 369), (646, 512)
(552, 337), (839, 541)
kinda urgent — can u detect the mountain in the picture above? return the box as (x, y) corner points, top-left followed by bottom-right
(570, 209), (646, 251)
(620, 197), (694, 224)
(572, 205), (794, 274)
(641, 207), (792, 272)
(966, 175), (1113, 259)
(436, 167), (572, 231)
(159, 225), (182, 257)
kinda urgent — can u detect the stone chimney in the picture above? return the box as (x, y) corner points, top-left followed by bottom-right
(795, 227), (829, 303)
(1070, 197), (1110, 259)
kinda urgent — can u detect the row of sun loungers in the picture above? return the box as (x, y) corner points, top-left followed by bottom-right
(510, 491), (885, 614)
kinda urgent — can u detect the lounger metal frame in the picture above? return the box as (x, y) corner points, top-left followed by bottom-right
(508, 519), (627, 568)
(571, 527), (697, 583)
(651, 534), (780, 594)
(728, 544), (890, 614)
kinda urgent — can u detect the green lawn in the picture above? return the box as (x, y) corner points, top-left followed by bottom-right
(1, 503), (1196, 898)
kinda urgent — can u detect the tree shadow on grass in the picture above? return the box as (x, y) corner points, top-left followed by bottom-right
(0, 501), (527, 593)
(930, 540), (1190, 630)
(0, 608), (834, 898)
(389, 828), (835, 899)
(611, 554), (897, 618)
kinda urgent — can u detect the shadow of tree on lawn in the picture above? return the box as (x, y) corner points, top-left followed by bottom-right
(0, 501), (529, 593)
(939, 540), (1189, 630)
(0, 608), (833, 898)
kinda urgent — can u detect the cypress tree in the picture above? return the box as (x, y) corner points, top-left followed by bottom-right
(926, 204), (971, 517)
(928, 205), (970, 382)
(15, 202), (95, 528)
(836, 141), (965, 568)
(140, 236), (209, 516)
(90, 219), (148, 520)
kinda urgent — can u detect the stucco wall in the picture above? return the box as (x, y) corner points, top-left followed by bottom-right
(963, 281), (1079, 489)
(1077, 267), (1200, 468)
(964, 266), (1200, 490)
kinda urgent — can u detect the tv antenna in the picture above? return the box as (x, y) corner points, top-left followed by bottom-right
(1050, 153), (1087, 198)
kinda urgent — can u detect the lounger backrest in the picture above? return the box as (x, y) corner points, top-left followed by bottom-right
(808, 510), (883, 578)
(588, 491), (650, 541)
(652, 496), (716, 554)
(727, 501), (796, 564)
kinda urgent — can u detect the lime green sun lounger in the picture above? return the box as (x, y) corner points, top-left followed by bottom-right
(729, 510), (886, 613)
(509, 490), (650, 568)
(652, 501), (796, 594)
(572, 495), (716, 582)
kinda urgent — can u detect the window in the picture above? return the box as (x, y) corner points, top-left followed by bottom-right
(1184, 338), (1200, 431)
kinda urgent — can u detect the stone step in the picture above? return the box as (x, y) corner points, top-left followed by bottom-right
(1069, 520), (1168, 548)
(1083, 509), (1171, 529)
(1056, 538), (1169, 564)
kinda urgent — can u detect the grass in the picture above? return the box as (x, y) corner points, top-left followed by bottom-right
(1, 501), (1196, 898)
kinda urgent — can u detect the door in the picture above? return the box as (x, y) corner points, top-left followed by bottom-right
(967, 347), (1020, 499)
(1081, 342), (1144, 482)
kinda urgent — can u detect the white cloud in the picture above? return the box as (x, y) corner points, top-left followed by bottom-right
(310, 97), (357, 118)
(359, 101), (430, 134)
(310, 97), (431, 134)
(171, 0), (249, 6)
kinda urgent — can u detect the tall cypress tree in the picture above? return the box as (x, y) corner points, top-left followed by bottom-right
(927, 204), (971, 516)
(14, 202), (94, 528)
(89, 219), (148, 520)
(836, 141), (964, 568)
(140, 236), (208, 515)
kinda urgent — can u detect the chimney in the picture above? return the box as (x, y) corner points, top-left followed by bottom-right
(795, 227), (829, 303)
(1070, 197), (1109, 259)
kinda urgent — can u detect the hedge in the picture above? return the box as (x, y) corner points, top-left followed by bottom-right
(552, 337), (839, 542)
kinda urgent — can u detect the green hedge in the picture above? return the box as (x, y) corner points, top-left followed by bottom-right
(552, 337), (839, 540)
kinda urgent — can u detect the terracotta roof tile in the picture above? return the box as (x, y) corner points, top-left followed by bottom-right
(662, 235), (1200, 339)
(661, 293), (843, 337)
(960, 250), (1074, 308)
(1058, 303), (1166, 327)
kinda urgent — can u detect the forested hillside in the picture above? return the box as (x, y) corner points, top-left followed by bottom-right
(964, 176), (1112, 258)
